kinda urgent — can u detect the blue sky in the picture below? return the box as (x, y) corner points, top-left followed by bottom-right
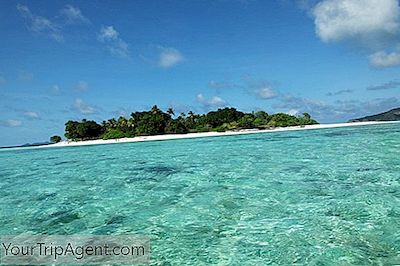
(1, 0), (400, 146)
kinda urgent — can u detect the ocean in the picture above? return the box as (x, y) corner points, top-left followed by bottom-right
(1, 123), (399, 265)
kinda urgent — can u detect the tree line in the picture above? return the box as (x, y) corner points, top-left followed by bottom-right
(57, 106), (318, 141)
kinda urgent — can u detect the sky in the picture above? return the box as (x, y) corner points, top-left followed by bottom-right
(1, 0), (400, 146)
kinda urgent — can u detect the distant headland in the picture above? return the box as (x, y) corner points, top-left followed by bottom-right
(349, 107), (400, 122)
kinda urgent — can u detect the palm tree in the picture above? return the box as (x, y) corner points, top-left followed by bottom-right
(117, 116), (128, 131)
(151, 105), (160, 114)
(106, 118), (117, 129)
(167, 107), (175, 117)
(128, 117), (135, 129)
(188, 111), (197, 124)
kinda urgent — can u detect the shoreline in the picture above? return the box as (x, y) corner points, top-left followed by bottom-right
(43, 121), (397, 149)
(1, 121), (397, 151)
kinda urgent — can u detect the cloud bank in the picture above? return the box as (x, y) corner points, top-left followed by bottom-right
(366, 80), (400, 90)
(60, 5), (90, 25)
(312, 0), (400, 68)
(196, 93), (227, 111)
(73, 98), (96, 114)
(23, 111), (40, 119)
(255, 87), (278, 99)
(159, 48), (184, 68)
(0, 119), (22, 127)
(17, 4), (63, 42)
(98, 26), (129, 58)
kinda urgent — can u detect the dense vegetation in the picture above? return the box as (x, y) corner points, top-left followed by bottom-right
(50, 135), (62, 143)
(63, 106), (318, 141)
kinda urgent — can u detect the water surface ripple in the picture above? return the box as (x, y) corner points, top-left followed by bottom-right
(1, 123), (399, 265)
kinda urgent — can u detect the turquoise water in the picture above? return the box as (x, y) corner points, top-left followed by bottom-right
(1, 123), (400, 265)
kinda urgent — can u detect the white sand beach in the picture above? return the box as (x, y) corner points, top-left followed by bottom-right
(44, 121), (398, 149)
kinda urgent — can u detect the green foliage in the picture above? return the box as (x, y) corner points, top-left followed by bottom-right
(213, 124), (228, 132)
(101, 129), (127, 140)
(298, 112), (318, 125)
(130, 106), (170, 136)
(192, 124), (212, 133)
(249, 111), (269, 128)
(226, 121), (239, 130)
(253, 118), (266, 128)
(237, 114), (255, 129)
(50, 135), (62, 143)
(165, 120), (188, 134)
(254, 111), (269, 120)
(268, 113), (300, 127)
(62, 105), (319, 141)
(65, 119), (102, 140)
(205, 108), (244, 127)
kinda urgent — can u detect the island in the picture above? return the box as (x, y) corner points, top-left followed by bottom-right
(56, 106), (318, 142)
(349, 107), (400, 122)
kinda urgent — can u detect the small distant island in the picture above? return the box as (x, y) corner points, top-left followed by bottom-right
(0, 141), (52, 149)
(349, 107), (400, 122)
(56, 106), (318, 142)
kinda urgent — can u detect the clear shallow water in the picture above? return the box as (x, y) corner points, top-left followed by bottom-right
(1, 123), (400, 265)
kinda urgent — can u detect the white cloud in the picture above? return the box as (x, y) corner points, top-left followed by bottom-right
(109, 40), (129, 58)
(112, 107), (129, 117)
(0, 119), (22, 127)
(74, 98), (96, 114)
(208, 80), (233, 90)
(241, 76), (279, 98)
(196, 93), (227, 110)
(369, 50), (400, 68)
(208, 96), (226, 106)
(287, 109), (300, 116)
(297, 0), (320, 10)
(255, 87), (278, 99)
(98, 26), (129, 58)
(313, 0), (400, 46)
(274, 93), (400, 122)
(23, 111), (40, 119)
(60, 5), (90, 24)
(17, 4), (63, 42)
(74, 80), (88, 91)
(275, 94), (332, 119)
(98, 26), (119, 41)
(312, 0), (400, 68)
(196, 93), (205, 102)
(159, 48), (184, 68)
